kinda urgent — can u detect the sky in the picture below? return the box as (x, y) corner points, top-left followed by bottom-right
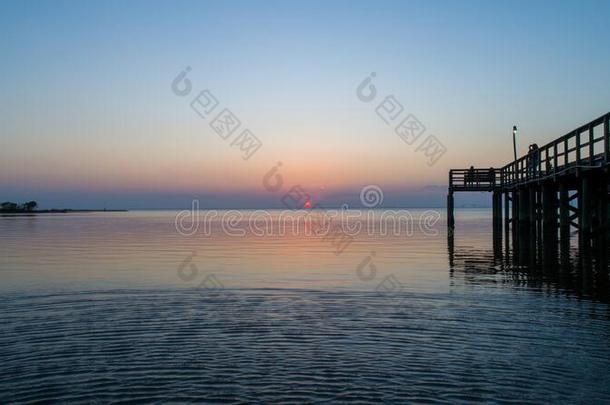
(1, 0), (610, 209)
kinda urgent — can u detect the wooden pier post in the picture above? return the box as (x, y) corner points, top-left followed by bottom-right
(580, 176), (593, 252)
(559, 183), (570, 264)
(594, 175), (609, 271)
(541, 182), (558, 268)
(492, 190), (502, 256)
(492, 191), (501, 233)
(447, 192), (455, 230)
(536, 187), (543, 262)
(529, 186), (538, 264)
(511, 190), (519, 257)
(518, 187), (531, 263)
(504, 192), (510, 252)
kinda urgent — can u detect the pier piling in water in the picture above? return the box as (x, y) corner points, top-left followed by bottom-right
(541, 182), (558, 267)
(492, 191), (501, 233)
(447, 192), (454, 229)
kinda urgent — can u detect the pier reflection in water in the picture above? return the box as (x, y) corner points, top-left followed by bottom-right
(449, 228), (610, 303)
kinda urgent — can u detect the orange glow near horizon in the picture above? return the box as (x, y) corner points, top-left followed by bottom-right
(0, 140), (453, 196)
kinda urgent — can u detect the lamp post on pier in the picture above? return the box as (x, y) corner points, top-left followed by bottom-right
(512, 125), (518, 161)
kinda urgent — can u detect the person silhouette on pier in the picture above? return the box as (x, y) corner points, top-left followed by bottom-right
(527, 143), (539, 178)
(465, 165), (475, 185)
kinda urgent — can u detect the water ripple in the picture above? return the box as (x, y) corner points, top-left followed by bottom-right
(1, 288), (610, 403)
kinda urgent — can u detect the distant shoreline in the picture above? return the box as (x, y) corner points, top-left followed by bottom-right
(0, 209), (128, 214)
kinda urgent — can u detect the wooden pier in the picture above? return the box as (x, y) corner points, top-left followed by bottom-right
(448, 112), (610, 267)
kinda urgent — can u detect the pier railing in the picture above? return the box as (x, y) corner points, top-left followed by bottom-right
(501, 112), (610, 187)
(449, 168), (500, 191)
(450, 113), (610, 191)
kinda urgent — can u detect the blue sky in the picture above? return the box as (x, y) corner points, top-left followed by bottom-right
(1, 0), (609, 208)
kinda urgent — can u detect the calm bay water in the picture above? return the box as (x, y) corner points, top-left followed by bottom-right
(1, 209), (609, 403)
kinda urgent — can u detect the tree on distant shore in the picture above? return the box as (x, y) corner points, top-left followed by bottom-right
(0, 201), (38, 211)
(23, 201), (38, 211)
(1, 202), (18, 211)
